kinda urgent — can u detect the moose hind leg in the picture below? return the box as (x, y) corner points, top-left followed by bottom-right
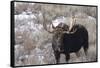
(54, 51), (60, 64)
(83, 42), (89, 61)
(65, 53), (70, 63)
(75, 51), (80, 58)
(83, 44), (88, 56)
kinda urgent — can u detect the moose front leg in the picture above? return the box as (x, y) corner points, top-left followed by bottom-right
(65, 53), (70, 63)
(54, 51), (60, 64)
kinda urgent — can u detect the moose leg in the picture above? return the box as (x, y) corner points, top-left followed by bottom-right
(83, 42), (89, 61)
(83, 37), (89, 56)
(75, 51), (80, 58)
(54, 51), (60, 64)
(65, 53), (70, 63)
(83, 44), (88, 56)
(84, 48), (88, 56)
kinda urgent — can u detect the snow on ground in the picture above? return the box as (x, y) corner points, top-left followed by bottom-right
(14, 12), (97, 66)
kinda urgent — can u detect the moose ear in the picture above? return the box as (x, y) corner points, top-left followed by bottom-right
(51, 23), (56, 29)
(59, 22), (63, 27)
(57, 22), (65, 28)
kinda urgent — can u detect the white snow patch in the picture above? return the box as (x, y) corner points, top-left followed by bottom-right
(88, 16), (95, 20)
(17, 36), (22, 39)
(15, 14), (37, 21)
(52, 16), (67, 27)
(15, 44), (20, 49)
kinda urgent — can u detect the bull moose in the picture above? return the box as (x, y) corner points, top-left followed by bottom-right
(43, 16), (89, 64)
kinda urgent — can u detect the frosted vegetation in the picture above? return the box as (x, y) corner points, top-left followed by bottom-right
(14, 2), (97, 66)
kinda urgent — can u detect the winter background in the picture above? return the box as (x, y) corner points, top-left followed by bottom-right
(14, 2), (97, 66)
(0, 0), (99, 68)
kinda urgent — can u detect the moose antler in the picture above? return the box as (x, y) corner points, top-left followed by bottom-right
(62, 15), (77, 34)
(69, 15), (76, 32)
(42, 13), (55, 33)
